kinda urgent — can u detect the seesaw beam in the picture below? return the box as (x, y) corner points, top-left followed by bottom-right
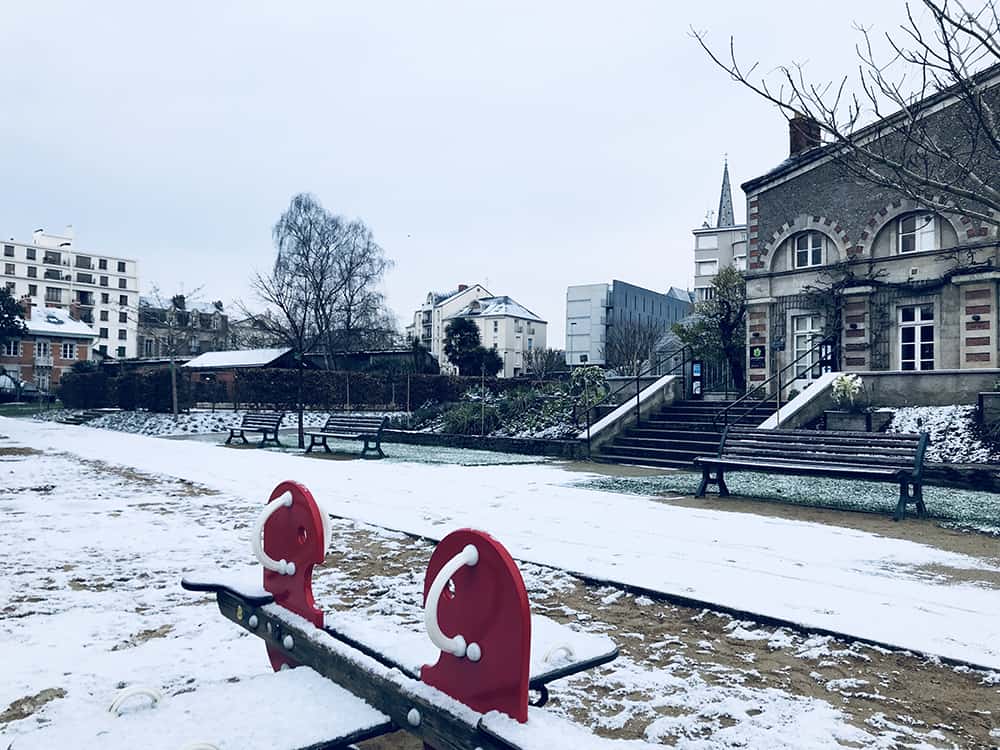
(216, 589), (526, 750)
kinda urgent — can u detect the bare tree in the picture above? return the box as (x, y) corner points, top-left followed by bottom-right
(123, 285), (206, 416)
(245, 206), (326, 447)
(329, 220), (394, 353)
(525, 348), (565, 381)
(693, 0), (1000, 223)
(603, 318), (668, 376)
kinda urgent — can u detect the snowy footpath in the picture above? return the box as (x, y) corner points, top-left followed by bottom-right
(3, 417), (999, 673)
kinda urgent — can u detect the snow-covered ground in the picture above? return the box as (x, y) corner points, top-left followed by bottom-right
(2, 440), (996, 748)
(888, 404), (1000, 463)
(2, 416), (999, 676)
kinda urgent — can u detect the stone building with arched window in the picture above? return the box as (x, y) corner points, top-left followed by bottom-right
(741, 75), (1000, 395)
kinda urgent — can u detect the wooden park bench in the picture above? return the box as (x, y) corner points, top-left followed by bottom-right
(693, 427), (930, 520)
(305, 414), (388, 458)
(225, 411), (284, 447)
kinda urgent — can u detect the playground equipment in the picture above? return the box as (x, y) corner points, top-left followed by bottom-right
(13, 480), (629, 750)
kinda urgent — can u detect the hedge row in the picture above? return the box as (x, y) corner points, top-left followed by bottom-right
(230, 369), (535, 410)
(59, 369), (193, 412)
(60, 366), (550, 413)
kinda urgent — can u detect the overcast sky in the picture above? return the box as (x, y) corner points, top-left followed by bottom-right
(0, 1), (917, 348)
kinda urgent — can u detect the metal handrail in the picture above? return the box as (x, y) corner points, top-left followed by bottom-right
(713, 336), (837, 430)
(578, 345), (694, 454)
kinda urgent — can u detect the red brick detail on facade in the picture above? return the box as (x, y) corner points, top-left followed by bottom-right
(965, 288), (992, 299)
(749, 324), (766, 333)
(860, 231), (869, 240)
(965, 336), (991, 347)
(749, 262), (764, 270)
(846, 246), (863, 256)
(749, 237), (758, 247)
(966, 320), (991, 330)
(845, 357), (867, 366)
(844, 329), (866, 338)
(749, 373), (766, 382)
(965, 304), (992, 315)
(843, 343), (868, 352)
(833, 224), (843, 233)
(878, 207), (888, 216)
(749, 311), (767, 320)
(845, 314), (866, 324)
(868, 217), (877, 227)
(960, 215), (972, 225)
(966, 352), (992, 362)
(966, 226), (989, 238)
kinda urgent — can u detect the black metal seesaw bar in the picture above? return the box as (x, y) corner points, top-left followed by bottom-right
(215, 588), (527, 750)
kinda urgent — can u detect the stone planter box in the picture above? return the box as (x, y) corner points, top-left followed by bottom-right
(825, 410), (872, 431)
(979, 392), (1000, 428)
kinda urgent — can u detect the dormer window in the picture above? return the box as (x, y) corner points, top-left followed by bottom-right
(794, 232), (824, 269)
(898, 213), (936, 254)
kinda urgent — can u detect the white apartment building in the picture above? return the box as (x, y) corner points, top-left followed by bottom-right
(446, 296), (547, 378)
(1, 227), (140, 359)
(405, 284), (492, 369)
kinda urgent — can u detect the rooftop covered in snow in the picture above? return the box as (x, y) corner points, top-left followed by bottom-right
(182, 347), (291, 370)
(24, 307), (95, 339)
(446, 295), (546, 323)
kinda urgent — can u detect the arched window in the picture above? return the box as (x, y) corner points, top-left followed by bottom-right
(897, 213), (937, 254)
(792, 231), (825, 269)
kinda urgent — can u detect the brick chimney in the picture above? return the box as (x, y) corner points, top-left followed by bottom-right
(18, 296), (32, 321)
(69, 301), (81, 321)
(789, 114), (822, 157)
(457, 284), (468, 292)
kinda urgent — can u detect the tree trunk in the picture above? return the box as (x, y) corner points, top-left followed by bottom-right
(170, 356), (179, 416)
(297, 358), (305, 448)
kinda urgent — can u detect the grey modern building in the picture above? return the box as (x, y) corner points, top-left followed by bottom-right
(565, 280), (692, 366)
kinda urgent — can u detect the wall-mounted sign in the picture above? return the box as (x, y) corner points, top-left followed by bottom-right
(749, 345), (766, 370)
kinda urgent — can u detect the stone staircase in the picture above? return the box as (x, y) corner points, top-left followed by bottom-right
(56, 408), (117, 426)
(595, 398), (778, 469)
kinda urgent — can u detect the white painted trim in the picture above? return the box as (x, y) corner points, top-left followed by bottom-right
(578, 374), (678, 441)
(758, 371), (840, 429)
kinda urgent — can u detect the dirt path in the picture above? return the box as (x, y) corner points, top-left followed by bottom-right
(325, 523), (1000, 749)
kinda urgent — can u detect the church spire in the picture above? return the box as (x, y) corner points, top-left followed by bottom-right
(717, 158), (735, 228)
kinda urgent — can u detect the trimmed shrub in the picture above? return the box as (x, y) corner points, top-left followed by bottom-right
(441, 402), (500, 435)
(58, 371), (113, 409)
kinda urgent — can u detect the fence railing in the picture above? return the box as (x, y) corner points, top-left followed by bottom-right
(713, 337), (838, 430)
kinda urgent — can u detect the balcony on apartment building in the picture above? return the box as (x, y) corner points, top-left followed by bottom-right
(42, 252), (62, 265)
(43, 268), (63, 280)
(74, 256), (93, 270)
(76, 272), (94, 284)
(34, 353), (53, 368)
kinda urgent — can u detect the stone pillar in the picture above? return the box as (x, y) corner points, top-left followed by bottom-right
(840, 286), (875, 371)
(959, 279), (997, 368)
(747, 304), (769, 386)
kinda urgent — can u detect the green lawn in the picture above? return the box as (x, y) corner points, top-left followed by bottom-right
(0, 401), (61, 417)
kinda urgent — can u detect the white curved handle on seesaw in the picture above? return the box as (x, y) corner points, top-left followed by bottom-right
(424, 544), (482, 661)
(250, 492), (296, 575)
(108, 685), (162, 715)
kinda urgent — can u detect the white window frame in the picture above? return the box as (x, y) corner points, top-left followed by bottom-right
(793, 232), (824, 269)
(696, 260), (719, 277)
(60, 342), (76, 360)
(696, 235), (719, 250)
(3, 339), (21, 357)
(898, 213), (936, 254)
(899, 304), (935, 370)
(791, 314), (823, 380)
